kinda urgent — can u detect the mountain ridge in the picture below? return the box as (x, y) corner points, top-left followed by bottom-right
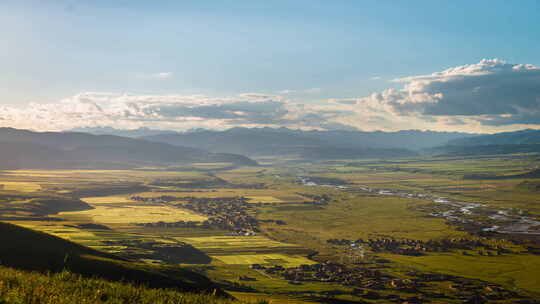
(0, 128), (257, 169)
(137, 127), (476, 159)
(447, 129), (540, 146)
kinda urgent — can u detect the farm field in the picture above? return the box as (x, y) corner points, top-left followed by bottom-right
(213, 254), (316, 267)
(1, 155), (540, 303)
(60, 204), (207, 224)
(179, 236), (296, 250)
(0, 181), (42, 192)
(128, 189), (310, 204)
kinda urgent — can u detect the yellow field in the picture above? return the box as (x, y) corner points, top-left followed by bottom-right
(179, 236), (296, 249)
(230, 292), (317, 304)
(213, 254), (315, 266)
(246, 196), (283, 203)
(190, 162), (234, 168)
(80, 196), (137, 204)
(12, 222), (98, 244)
(2, 169), (208, 183)
(59, 204), (207, 224)
(1, 172), (70, 178)
(132, 190), (308, 204)
(0, 182), (41, 192)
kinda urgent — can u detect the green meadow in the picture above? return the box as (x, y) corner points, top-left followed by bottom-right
(1, 154), (540, 302)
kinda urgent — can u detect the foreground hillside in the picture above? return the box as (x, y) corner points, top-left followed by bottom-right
(0, 222), (270, 303)
(0, 267), (260, 304)
(0, 222), (218, 292)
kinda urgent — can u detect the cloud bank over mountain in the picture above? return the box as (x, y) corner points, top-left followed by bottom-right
(324, 59), (540, 132)
(1, 59), (539, 133)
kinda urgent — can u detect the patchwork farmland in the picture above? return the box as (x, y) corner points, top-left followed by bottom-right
(1, 155), (540, 303)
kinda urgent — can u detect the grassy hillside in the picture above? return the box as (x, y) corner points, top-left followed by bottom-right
(0, 267), (266, 304)
(0, 222), (217, 292)
(0, 222), (273, 303)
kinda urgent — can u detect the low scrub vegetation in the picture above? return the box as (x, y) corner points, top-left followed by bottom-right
(0, 267), (266, 304)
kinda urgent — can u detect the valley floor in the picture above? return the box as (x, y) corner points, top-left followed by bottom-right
(1, 154), (540, 303)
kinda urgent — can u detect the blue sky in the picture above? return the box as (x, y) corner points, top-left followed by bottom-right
(1, 1), (540, 132)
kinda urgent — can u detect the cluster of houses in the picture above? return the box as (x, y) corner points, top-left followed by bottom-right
(132, 195), (260, 235)
(327, 237), (509, 256)
(135, 220), (201, 228)
(255, 262), (392, 288)
(131, 195), (178, 203)
(130, 191), (333, 235)
(297, 193), (333, 205)
(181, 196), (259, 235)
(249, 262), (520, 303)
(151, 177), (266, 189)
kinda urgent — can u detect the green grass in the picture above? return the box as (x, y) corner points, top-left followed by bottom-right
(381, 253), (540, 296)
(0, 267), (266, 304)
(260, 194), (465, 242)
(3, 162), (540, 302)
(0, 222), (216, 292)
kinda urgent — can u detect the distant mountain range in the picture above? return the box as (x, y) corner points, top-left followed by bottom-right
(139, 127), (475, 159)
(0, 128), (256, 169)
(62, 127), (540, 158)
(65, 126), (479, 160)
(427, 129), (540, 156)
(70, 127), (476, 150)
(69, 126), (177, 138)
(6, 127), (540, 165)
(447, 129), (540, 146)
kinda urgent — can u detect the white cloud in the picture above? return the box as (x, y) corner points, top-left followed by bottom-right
(388, 59), (540, 117)
(0, 92), (299, 131)
(325, 59), (540, 132)
(2, 59), (539, 133)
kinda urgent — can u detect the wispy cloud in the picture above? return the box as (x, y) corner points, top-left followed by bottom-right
(277, 88), (322, 95)
(136, 72), (173, 79)
(151, 72), (173, 79)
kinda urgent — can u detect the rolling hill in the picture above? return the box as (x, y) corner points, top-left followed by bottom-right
(0, 128), (257, 169)
(0, 222), (220, 292)
(0, 222), (268, 303)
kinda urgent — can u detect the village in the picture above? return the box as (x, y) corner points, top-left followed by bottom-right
(132, 195), (260, 235)
(150, 176), (266, 189)
(249, 261), (519, 303)
(326, 237), (512, 256)
(132, 193), (331, 235)
(129, 192), (537, 303)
